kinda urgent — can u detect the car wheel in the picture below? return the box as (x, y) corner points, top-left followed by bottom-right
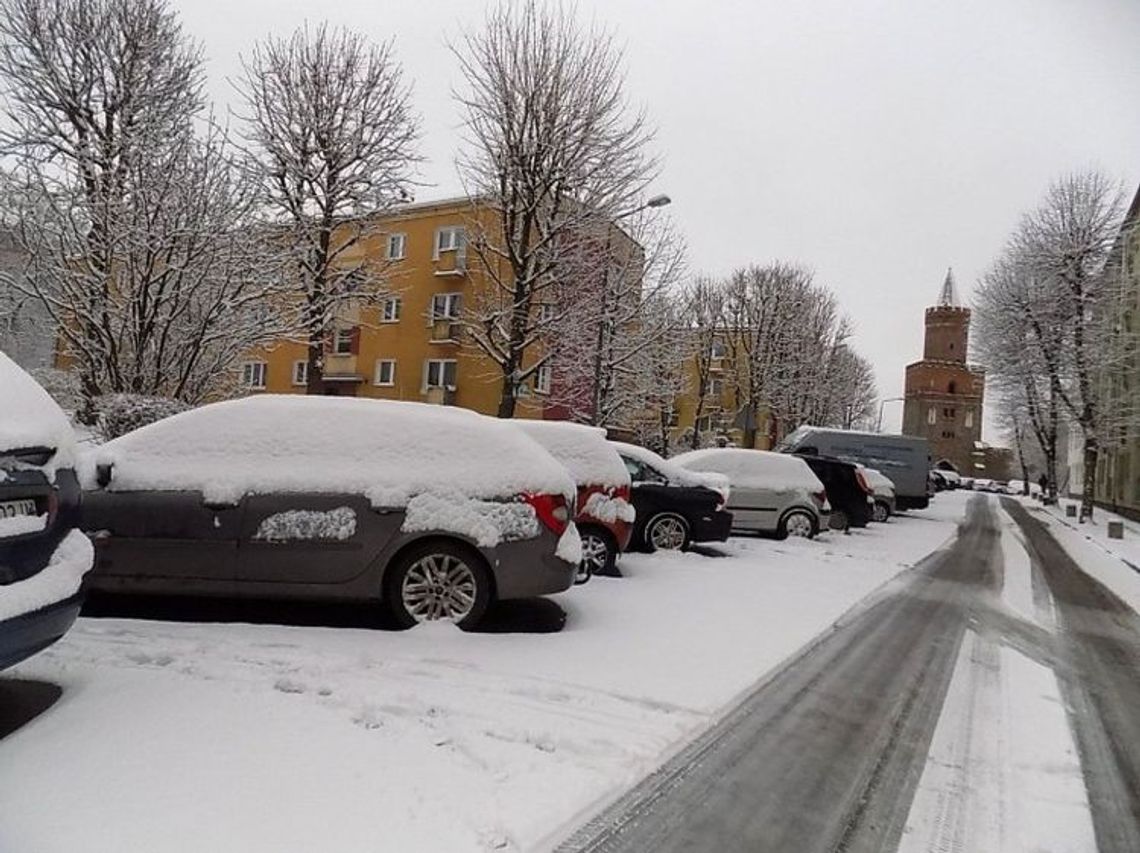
(828, 509), (850, 532)
(579, 526), (618, 579)
(778, 509), (816, 540)
(871, 501), (890, 523)
(387, 541), (492, 630)
(644, 513), (690, 552)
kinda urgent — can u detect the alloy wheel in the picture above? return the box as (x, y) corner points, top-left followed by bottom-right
(872, 502), (889, 523)
(401, 553), (478, 622)
(649, 516), (687, 550)
(785, 512), (814, 538)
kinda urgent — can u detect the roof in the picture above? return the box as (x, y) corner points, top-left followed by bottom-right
(936, 267), (961, 307)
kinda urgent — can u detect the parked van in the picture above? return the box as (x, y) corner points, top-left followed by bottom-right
(777, 426), (932, 510)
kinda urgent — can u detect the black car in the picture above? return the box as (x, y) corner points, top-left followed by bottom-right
(793, 453), (873, 530)
(1, 354), (90, 670)
(610, 442), (733, 552)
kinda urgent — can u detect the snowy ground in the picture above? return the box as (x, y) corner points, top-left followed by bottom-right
(1024, 497), (1140, 613)
(0, 496), (967, 853)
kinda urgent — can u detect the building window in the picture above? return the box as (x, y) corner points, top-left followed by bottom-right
(424, 359), (457, 390)
(387, 233), (406, 260)
(374, 359), (396, 386)
(927, 407), (937, 425)
(292, 360), (308, 387)
(965, 410), (974, 428)
(943, 407), (956, 418)
(434, 226), (465, 257)
(381, 297), (401, 323)
(242, 361), (267, 390)
(710, 378), (724, 396)
(948, 380), (957, 394)
(535, 364), (551, 394)
(711, 338), (727, 359)
(333, 328), (355, 355)
(431, 292), (462, 321)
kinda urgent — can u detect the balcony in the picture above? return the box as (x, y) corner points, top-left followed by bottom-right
(430, 319), (462, 343)
(434, 251), (468, 277)
(424, 386), (457, 405)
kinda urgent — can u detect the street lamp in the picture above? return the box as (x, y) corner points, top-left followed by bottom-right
(877, 396), (905, 432)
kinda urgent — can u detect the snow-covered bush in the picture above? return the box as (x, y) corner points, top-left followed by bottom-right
(97, 394), (191, 441)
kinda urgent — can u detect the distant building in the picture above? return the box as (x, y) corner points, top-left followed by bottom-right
(0, 230), (54, 371)
(902, 270), (986, 474)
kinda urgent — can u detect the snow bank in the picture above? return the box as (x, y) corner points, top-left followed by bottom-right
(0, 529), (93, 621)
(401, 492), (540, 547)
(581, 492), (636, 524)
(254, 507), (357, 543)
(672, 448), (823, 493)
(610, 441), (730, 496)
(0, 350), (76, 473)
(512, 421), (630, 489)
(83, 396), (575, 507)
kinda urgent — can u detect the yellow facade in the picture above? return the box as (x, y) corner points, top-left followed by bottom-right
(668, 335), (771, 450)
(244, 198), (548, 420)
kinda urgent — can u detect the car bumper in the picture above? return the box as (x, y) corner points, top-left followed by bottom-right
(487, 532), (578, 600)
(691, 509), (733, 544)
(0, 591), (83, 671)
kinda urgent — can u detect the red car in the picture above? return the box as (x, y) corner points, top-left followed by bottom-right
(514, 421), (634, 578)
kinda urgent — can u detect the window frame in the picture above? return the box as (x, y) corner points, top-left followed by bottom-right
(291, 360), (308, 387)
(434, 226), (465, 258)
(431, 292), (462, 322)
(381, 297), (401, 323)
(424, 358), (458, 390)
(386, 232), (407, 260)
(242, 360), (267, 390)
(534, 363), (552, 394)
(374, 359), (396, 387)
(333, 328), (354, 356)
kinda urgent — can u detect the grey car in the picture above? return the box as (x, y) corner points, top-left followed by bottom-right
(80, 396), (579, 629)
(672, 448), (828, 539)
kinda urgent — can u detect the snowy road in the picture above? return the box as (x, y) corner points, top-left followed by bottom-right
(559, 495), (1140, 853)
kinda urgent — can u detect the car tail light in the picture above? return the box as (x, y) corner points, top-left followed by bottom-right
(525, 493), (570, 536)
(813, 490), (827, 508)
(855, 470), (873, 495)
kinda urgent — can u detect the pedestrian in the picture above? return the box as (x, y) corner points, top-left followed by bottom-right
(1038, 473), (1049, 502)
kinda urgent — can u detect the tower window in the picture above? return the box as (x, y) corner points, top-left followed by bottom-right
(927, 407), (937, 425)
(948, 380), (957, 394)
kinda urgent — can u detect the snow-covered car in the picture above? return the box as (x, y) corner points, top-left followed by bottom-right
(672, 448), (827, 539)
(0, 352), (94, 669)
(609, 442), (732, 552)
(859, 467), (897, 523)
(513, 420), (634, 578)
(80, 396), (579, 630)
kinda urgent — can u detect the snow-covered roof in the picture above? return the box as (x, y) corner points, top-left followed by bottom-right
(609, 441), (730, 493)
(84, 396), (575, 507)
(512, 420), (629, 489)
(672, 448), (823, 493)
(0, 350), (76, 470)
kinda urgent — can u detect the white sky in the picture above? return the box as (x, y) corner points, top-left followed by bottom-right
(177, 0), (1140, 437)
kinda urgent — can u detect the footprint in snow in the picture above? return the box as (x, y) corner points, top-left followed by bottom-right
(273, 678), (307, 695)
(126, 652), (175, 667)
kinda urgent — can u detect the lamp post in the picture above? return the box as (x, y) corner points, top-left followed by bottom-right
(590, 193), (672, 425)
(877, 396), (905, 432)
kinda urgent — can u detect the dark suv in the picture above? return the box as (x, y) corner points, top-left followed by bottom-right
(793, 452), (873, 530)
(1, 354), (90, 670)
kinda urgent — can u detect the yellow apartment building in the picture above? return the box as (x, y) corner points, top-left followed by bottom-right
(239, 197), (549, 420)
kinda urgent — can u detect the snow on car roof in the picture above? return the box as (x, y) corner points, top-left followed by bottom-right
(0, 350), (76, 468)
(609, 441), (730, 493)
(672, 448), (823, 492)
(512, 420), (629, 489)
(85, 396), (575, 506)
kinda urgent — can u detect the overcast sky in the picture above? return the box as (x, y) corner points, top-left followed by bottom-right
(177, 0), (1140, 436)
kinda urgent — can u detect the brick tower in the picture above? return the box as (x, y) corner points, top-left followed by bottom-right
(902, 269), (985, 473)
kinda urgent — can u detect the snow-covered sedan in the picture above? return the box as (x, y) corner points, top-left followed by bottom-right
(80, 396), (580, 630)
(0, 352), (94, 669)
(514, 420), (634, 578)
(672, 448), (828, 539)
(610, 442), (732, 552)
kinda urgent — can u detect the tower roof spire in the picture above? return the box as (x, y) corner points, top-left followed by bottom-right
(937, 267), (961, 307)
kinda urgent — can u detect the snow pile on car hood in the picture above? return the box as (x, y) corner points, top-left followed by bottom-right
(512, 421), (629, 489)
(673, 448), (824, 493)
(84, 396), (575, 507)
(0, 350), (76, 473)
(609, 441), (730, 496)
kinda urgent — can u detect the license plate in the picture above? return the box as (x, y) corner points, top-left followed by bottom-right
(0, 499), (37, 519)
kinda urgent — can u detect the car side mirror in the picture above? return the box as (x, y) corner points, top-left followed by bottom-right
(96, 463), (113, 487)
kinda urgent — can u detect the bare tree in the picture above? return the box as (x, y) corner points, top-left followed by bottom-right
(624, 292), (691, 456)
(684, 276), (729, 449)
(237, 23), (419, 394)
(453, 0), (658, 417)
(0, 0), (288, 416)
